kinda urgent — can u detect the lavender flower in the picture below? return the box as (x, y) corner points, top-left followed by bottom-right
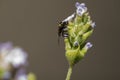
(85, 42), (93, 49)
(91, 22), (96, 28)
(75, 2), (87, 16)
(61, 2), (95, 66)
(59, 2), (95, 80)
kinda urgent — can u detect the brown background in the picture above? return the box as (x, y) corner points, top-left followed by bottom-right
(0, 0), (120, 80)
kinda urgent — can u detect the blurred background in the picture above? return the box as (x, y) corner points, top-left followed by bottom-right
(0, 0), (120, 80)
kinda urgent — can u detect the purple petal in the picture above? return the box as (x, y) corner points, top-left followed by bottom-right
(75, 2), (80, 8)
(75, 2), (87, 16)
(85, 42), (93, 49)
(80, 3), (85, 7)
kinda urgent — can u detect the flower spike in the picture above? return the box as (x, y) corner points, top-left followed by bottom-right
(58, 2), (96, 80)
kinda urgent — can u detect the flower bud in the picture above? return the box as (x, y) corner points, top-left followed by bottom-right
(81, 30), (93, 43)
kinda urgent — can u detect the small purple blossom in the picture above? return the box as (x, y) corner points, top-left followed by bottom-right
(75, 2), (85, 8)
(85, 42), (93, 49)
(75, 2), (87, 16)
(91, 22), (96, 28)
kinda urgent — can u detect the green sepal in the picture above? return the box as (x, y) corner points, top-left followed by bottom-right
(81, 29), (93, 43)
(78, 22), (91, 36)
(74, 14), (82, 25)
(80, 43), (90, 56)
(65, 47), (83, 66)
(64, 38), (71, 50)
(82, 13), (90, 24)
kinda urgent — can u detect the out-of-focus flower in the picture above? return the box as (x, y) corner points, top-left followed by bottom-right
(0, 42), (33, 80)
(0, 42), (28, 69)
(5, 47), (28, 68)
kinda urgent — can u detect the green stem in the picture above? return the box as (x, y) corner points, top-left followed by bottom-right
(65, 66), (73, 80)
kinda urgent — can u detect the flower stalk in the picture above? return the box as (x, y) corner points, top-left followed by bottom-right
(65, 65), (73, 80)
